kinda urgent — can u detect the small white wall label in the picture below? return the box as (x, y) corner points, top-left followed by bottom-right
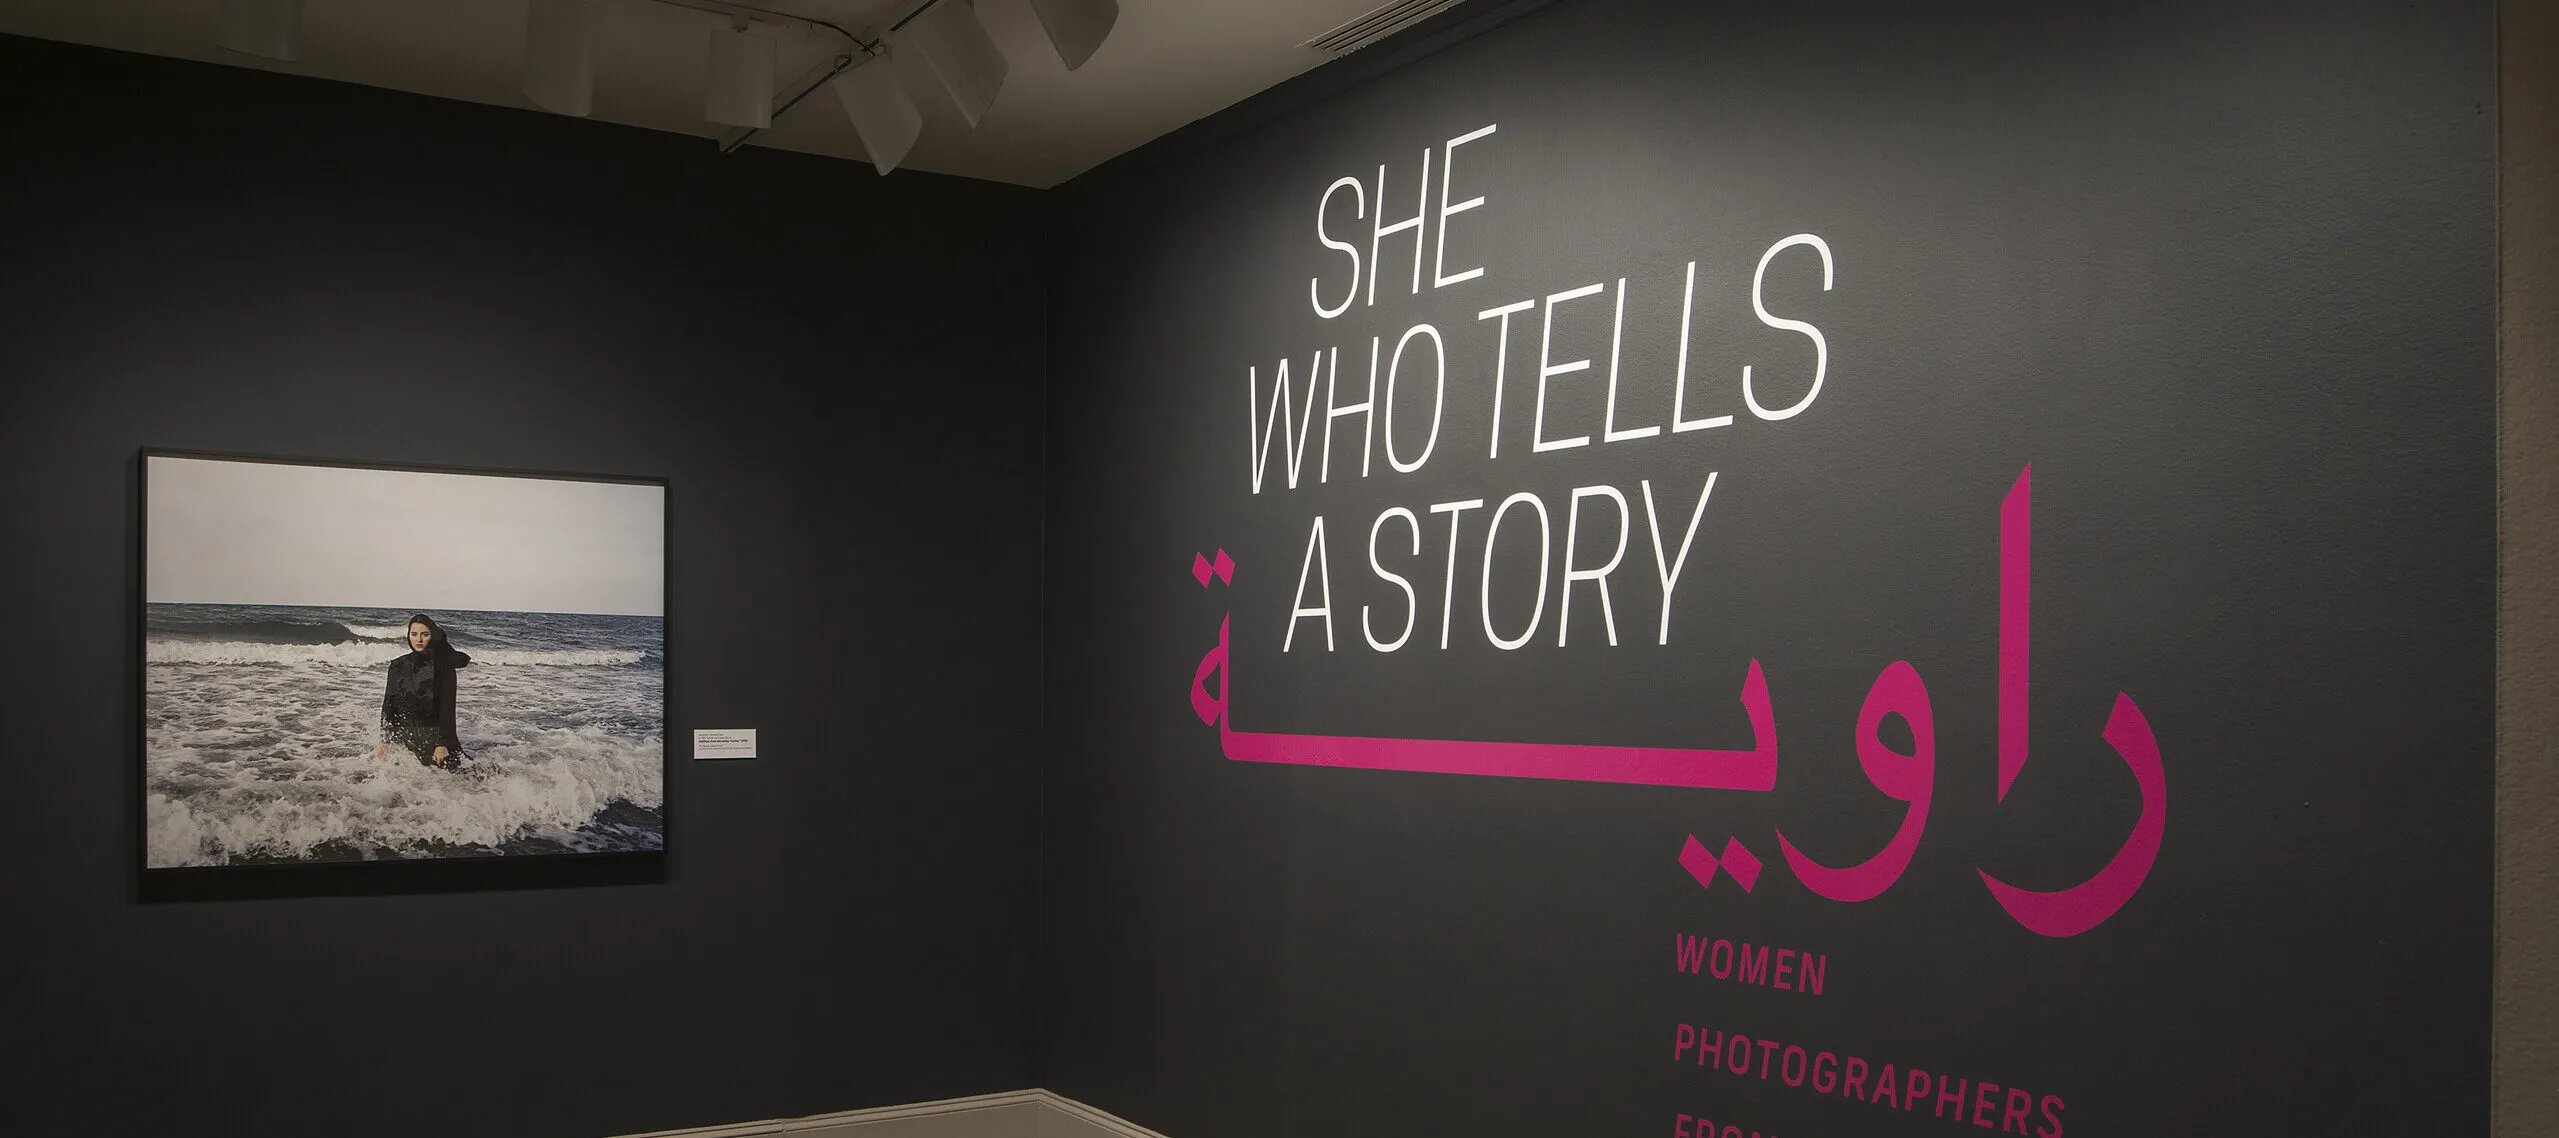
(694, 728), (758, 760)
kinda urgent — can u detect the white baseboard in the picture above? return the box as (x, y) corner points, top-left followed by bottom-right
(613, 1089), (1170, 1138)
(1033, 1093), (1173, 1138)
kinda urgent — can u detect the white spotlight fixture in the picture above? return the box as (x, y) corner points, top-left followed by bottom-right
(215, 0), (303, 62)
(705, 26), (778, 130)
(1029, 0), (1116, 71)
(830, 53), (924, 176)
(523, 0), (601, 117)
(896, 0), (1007, 128)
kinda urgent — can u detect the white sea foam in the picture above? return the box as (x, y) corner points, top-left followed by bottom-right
(145, 728), (663, 866)
(147, 641), (645, 668)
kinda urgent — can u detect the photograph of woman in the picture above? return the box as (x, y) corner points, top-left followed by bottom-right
(379, 614), (472, 769)
(142, 454), (666, 867)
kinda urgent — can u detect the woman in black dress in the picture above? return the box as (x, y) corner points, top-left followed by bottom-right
(377, 613), (472, 769)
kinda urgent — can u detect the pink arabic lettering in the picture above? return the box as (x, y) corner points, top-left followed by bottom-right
(1775, 659), (1933, 903)
(1185, 466), (2165, 937)
(1977, 466), (2168, 937)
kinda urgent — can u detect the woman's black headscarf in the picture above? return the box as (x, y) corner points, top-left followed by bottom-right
(407, 613), (472, 673)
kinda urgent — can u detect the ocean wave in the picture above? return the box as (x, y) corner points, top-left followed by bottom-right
(147, 641), (645, 668)
(148, 617), (400, 645)
(145, 726), (663, 866)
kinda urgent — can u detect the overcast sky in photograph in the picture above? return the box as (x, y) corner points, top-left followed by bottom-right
(146, 456), (664, 616)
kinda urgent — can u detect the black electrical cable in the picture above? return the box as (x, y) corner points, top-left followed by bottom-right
(642, 0), (950, 155)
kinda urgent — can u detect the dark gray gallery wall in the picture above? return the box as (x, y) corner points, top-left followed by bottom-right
(1039, 4), (2494, 1138)
(2497, 0), (2559, 1129)
(0, 34), (1041, 1138)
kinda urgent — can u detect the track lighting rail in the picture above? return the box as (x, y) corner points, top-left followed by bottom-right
(214, 0), (1114, 173)
(639, 0), (876, 52)
(633, 0), (956, 154)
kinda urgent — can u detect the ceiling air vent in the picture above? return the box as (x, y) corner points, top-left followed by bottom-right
(1303, 0), (1471, 56)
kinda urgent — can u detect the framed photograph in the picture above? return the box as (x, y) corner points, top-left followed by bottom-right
(141, 450), (667, 868)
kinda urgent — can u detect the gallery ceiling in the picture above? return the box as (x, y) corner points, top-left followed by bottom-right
(0, 0), (1419, 187)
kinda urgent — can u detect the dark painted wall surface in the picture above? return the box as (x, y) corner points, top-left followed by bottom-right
(1039, 3), (2494, 1138)
(0, 34), (1041, 1137)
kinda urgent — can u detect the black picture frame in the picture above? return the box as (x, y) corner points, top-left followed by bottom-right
(134, 447), (672, 902)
